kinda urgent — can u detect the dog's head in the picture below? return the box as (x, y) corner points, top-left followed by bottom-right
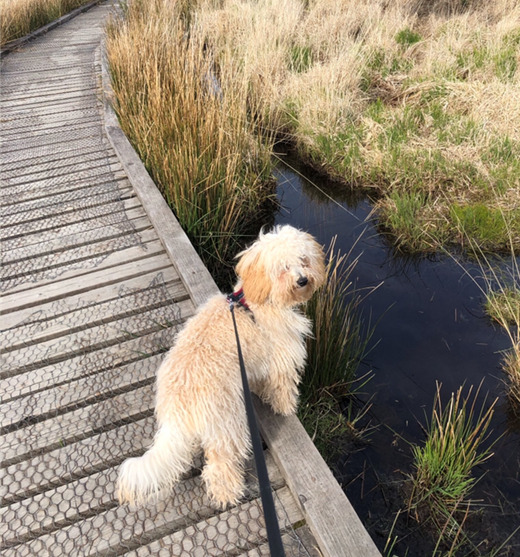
(235, 225), (326, 307)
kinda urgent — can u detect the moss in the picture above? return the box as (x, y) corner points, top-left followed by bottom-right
(450, 204), (520, 250)
(395, 27), (422, 46)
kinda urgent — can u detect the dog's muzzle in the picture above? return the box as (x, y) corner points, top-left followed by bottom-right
(296, 276), (308, 287)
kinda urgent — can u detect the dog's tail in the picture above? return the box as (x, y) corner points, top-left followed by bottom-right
(117, 422), (193, 505)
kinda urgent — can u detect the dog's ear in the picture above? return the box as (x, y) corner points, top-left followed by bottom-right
(236, 250), (271, 305)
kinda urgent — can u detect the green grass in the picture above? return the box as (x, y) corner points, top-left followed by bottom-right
(289, 44), (313, 73)
(298, 237), (377, 460)
(409, 382), (497, 538)
(302, 238), (377, 404)
(485, 287), (520, 327)
(395, 28), (422, 46)
(503, 345), (520, 412)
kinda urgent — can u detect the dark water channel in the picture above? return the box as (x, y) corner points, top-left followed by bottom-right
(273, 155), (520, 555)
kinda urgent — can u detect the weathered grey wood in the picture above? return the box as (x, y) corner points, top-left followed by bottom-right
(0, 327), (181, 403)
(1, 233), (159, 283)
(120, 486), (301, 557)
(1, 417), (156, 503)
(0, 148), (119, 179)
(255, 398), (382, 556)
(1, 452), (283, 549)
(0, 0), (105, 57)
(1, 252), (174, 310)
(241, 526), (322, 557)
(2, 298), (192, 381)
(1, 383), (155, 464)
(1, 353), (162, 430)
(2, 271), (182, 350)
(1, 266), (180, 333)
(1, 214), (151, 265)
(1, 207), (147, 253)
(0, 197), (142, 242)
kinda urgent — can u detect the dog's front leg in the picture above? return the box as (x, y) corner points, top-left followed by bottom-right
(257, 348), (303, 416)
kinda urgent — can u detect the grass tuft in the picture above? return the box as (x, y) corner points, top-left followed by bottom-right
(409, 382), (497, 537)
(298, 237), (377, 460)
(303, 236), (377, 404)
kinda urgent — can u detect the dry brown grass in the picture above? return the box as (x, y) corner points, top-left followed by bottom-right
(194, 0), (520, 253)
(105, 0), (275, 283)
(0, 0), (93, 45)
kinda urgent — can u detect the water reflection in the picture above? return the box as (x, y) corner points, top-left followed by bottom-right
(273, 154), (520, 552)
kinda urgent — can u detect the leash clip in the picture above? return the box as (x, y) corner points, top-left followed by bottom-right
(227, 288), (248, 309)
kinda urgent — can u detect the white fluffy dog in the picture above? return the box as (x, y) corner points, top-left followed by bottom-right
(117, 225), (326, 508)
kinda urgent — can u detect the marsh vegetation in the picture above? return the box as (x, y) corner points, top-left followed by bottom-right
(103, 0), (519, 553)
(0, 0), (94, 45)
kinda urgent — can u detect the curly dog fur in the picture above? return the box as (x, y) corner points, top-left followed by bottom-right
(117, 225), (326, 508)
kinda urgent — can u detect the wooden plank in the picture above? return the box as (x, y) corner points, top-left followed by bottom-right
(240, 526), (322, 557)
(1, 239), (168, 297)
(1, 214), (150, 265)
(0, 123), (103, 153)
(1, 252), (174, 312)
(0, 269), (183, 353)
(0, 325), (182, 406)
(1, 89), (97, 110)
(1, 468), (121, 547)
(0, 147), (117, 177)
(1, 353), (163, 430)
(0, 180), (133, 234)
(1, 265), (179, 333)
(1, 232), (160, 285)
(0, 206), (146, 254)
(0, 0), (104, 57)
(2, 183), (132, 224)
(254, 398), (382, 557)
(0, 98), (99, 120)
(1, 455), (285, 557)
(1, 383), (155, 464)
(1, 72), (93, 91)
(0, 117), (100, 143)
(1, 296), (192, 382)
(0, 99), (98, 119)
(0, 137), (105, 166)
(1, 77), (95, 98)
(2, 99), (99, 121)
(121, 486), (301, 557)
(1, 417), (156, 503)
(1, 157), (121, 188)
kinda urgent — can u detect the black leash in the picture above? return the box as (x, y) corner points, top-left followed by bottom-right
(228, 297), (286, 557)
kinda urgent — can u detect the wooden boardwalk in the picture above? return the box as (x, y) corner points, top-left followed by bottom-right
(0, 2), (381, 555)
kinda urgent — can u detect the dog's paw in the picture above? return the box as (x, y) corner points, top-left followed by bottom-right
(206, 483), (244, 509)
(269, 395), (298, 416)
(202, 461), (245, 509)
(117, 457), (149, 506)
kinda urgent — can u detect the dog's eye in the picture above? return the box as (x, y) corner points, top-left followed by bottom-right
(300, 256), (310, 268)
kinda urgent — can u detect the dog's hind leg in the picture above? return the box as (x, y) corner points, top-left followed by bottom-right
(200, 427), (249, 508)
(117, 421), (194, 505)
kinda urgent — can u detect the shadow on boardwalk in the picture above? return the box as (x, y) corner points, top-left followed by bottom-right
(0, 2), (380, 555)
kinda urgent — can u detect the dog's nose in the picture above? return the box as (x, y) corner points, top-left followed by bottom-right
(297, 276), (308, 287)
